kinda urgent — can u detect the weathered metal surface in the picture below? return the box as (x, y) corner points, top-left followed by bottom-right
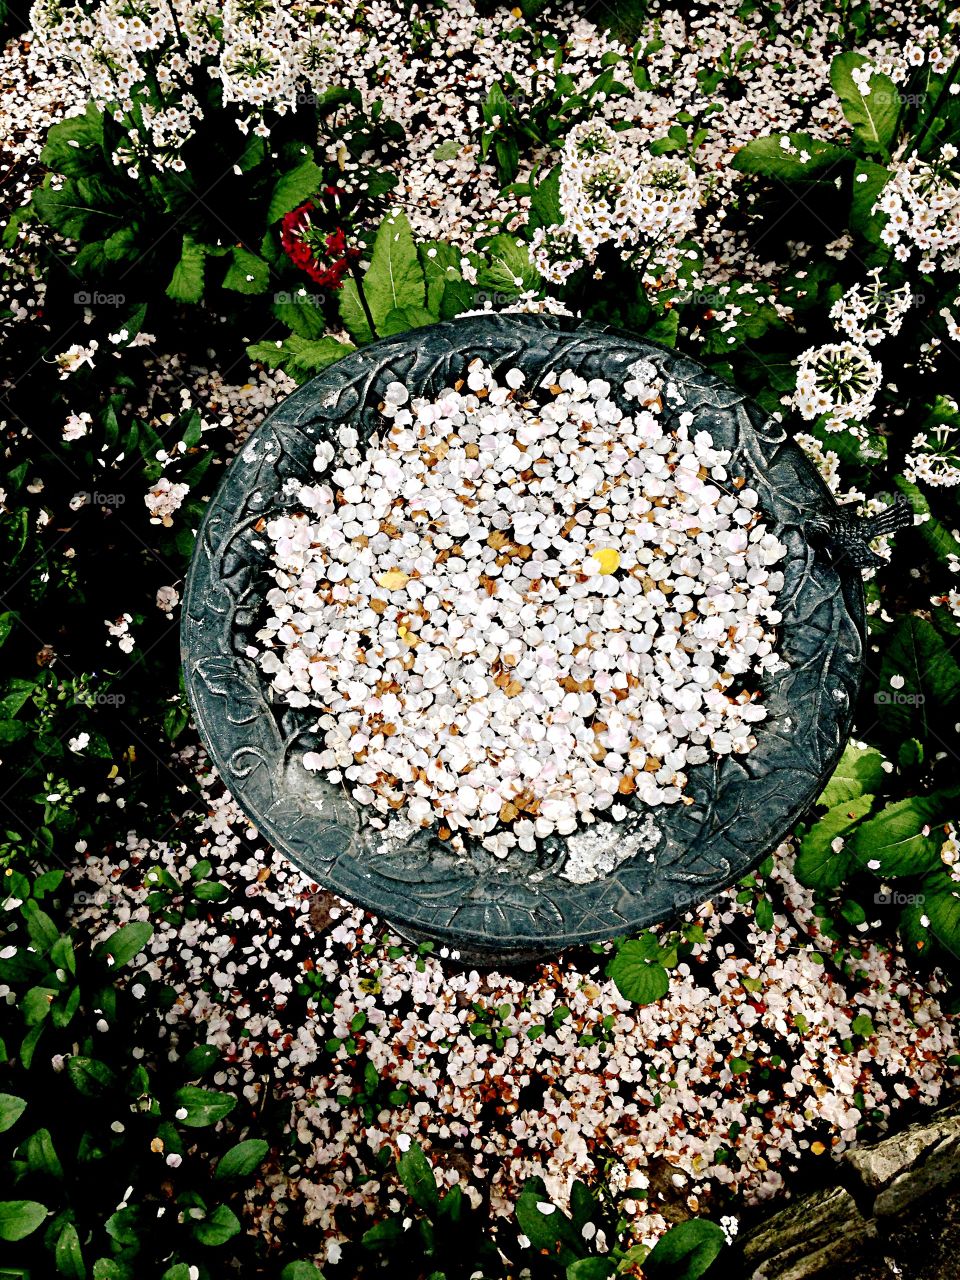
(182, 315), (872, 962)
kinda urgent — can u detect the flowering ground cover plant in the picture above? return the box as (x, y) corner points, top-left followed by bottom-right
(3, 0), (960, 1276)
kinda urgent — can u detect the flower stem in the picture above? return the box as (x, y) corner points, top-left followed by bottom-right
(350, 260), (378, 342)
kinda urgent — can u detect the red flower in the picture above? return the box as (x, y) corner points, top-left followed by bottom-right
(280, 200), (360, 291)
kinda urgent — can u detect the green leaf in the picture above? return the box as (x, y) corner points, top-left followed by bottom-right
(850, 795), (946, 877)
(877, 616), (960, 741)
(214, 1138), (269, 1181)
(181, 1043), (220, 1077)
(477, 233), (541, 296)
(849, 159), (892, 242)
(338, 278), (374, 344)
(755, 896), (774, 932)
(0, 1199), (48, 1241)
(794, 793), (875, 889)
(40, 101), (104, 176)
(569, 1179), (595, 1229)
(0, 1093), (26, 1132)
(193, 1203), (241, 1247)
(281, 1263), (326, 1280)
(818, 744), (886, 808)
(363, 211), (426, 329)
(22, 986), (56, 1026)
(567, 1260), (615, 1279)
(397, 1143), (439, 1213)
(166, 235), (206, 304)
(94, 921), (152, 967)
(23, 900), (59, 953)
(643, 1219), (726, 1278)
(22, 1127), (64, 1179)
(606, 941), (670, 1005)
(515, 1179), (582, 1258)
(528, 166), (562, 231)
(67, 1057), (118, 1099)
(95, 1261), (134, 1280)
(222, 246), (271, 294)
(830, 53), (899, 154)
(268, 158), (324, 224)
(419, 240), (461, 318)
(56, 1221), (86, 1280)
(731, 132), (848, 181)
(172, 1085), (237, 1128)
(851, 1013), (875, 1036)
(379, 305), (435, 337)
(361, 1219), (402, 1248)
(193, 880), (229, 902)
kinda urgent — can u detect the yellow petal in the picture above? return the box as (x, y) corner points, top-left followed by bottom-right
(591, 548), (620, 575)
(377, 569), (410, 589)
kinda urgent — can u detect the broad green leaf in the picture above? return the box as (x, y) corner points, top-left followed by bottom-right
(643, 1218), (727, 1278)
(338, 278), (374, 344)
(40, 101), (104, 176)
(831, 53), (899, 154)
(818, 744), (886, 808)
(32, 176), (122, 239)
(515, 1179), (582, 1258)
(94, 921), (153, 967)
(419, 240), (461, 318)
(0, 1094), (26, 1132)
(56, 1221), (86, 1280)
(924, 880), (960, 959)
(214, 1138), (269, 1181)
(606, 940), (670, 1004)
(361, 1219), (402, 1248)
(569, 1179), (595, 1229)
(477, 233), (541, 296)
(166, 235), (206, 304)
(67, 1057), (118, 1098)
(877, 615), (960, 741)
(732, 132), (848, 181)
(268, 158), (324, 224)
(281, 1264), (327, 1280)
(567, 1260), (615, 1279)
(379, 305), (435, 337)
(397, 1142), (439, 1213)
(849, 159), (892, 242)
(23, 900), (59, 953)
(193, 880), (229, 902)
(851, 795), (946, 877)
(22, 1127), (64, 1179)
(0, 1199), (48, 1241)
(794, 793), (875, 889)
(172, 1085), (237, 1127)
(94, 1261), (134, 1280)
(222, 246), (271, 294)
(181, 1043), (220, 1077)
(528, 166), (562, 231)
(192, 1203), (241, 1247)
(363, 211), (426, 329)
(23, 986), (56, 1026)
(161, 1266), (192, 1280)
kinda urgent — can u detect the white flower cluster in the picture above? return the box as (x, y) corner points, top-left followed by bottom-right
(28, 0), (362, 171)
(829, 268), (913, 346)
(144, 476), (189, 524)
(530, 120), (701, 291)
(905, 408), (960, 488)
(255, 360), (785, 853)
(875, 144), (960, 272)
(792, 342), (883, 436)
